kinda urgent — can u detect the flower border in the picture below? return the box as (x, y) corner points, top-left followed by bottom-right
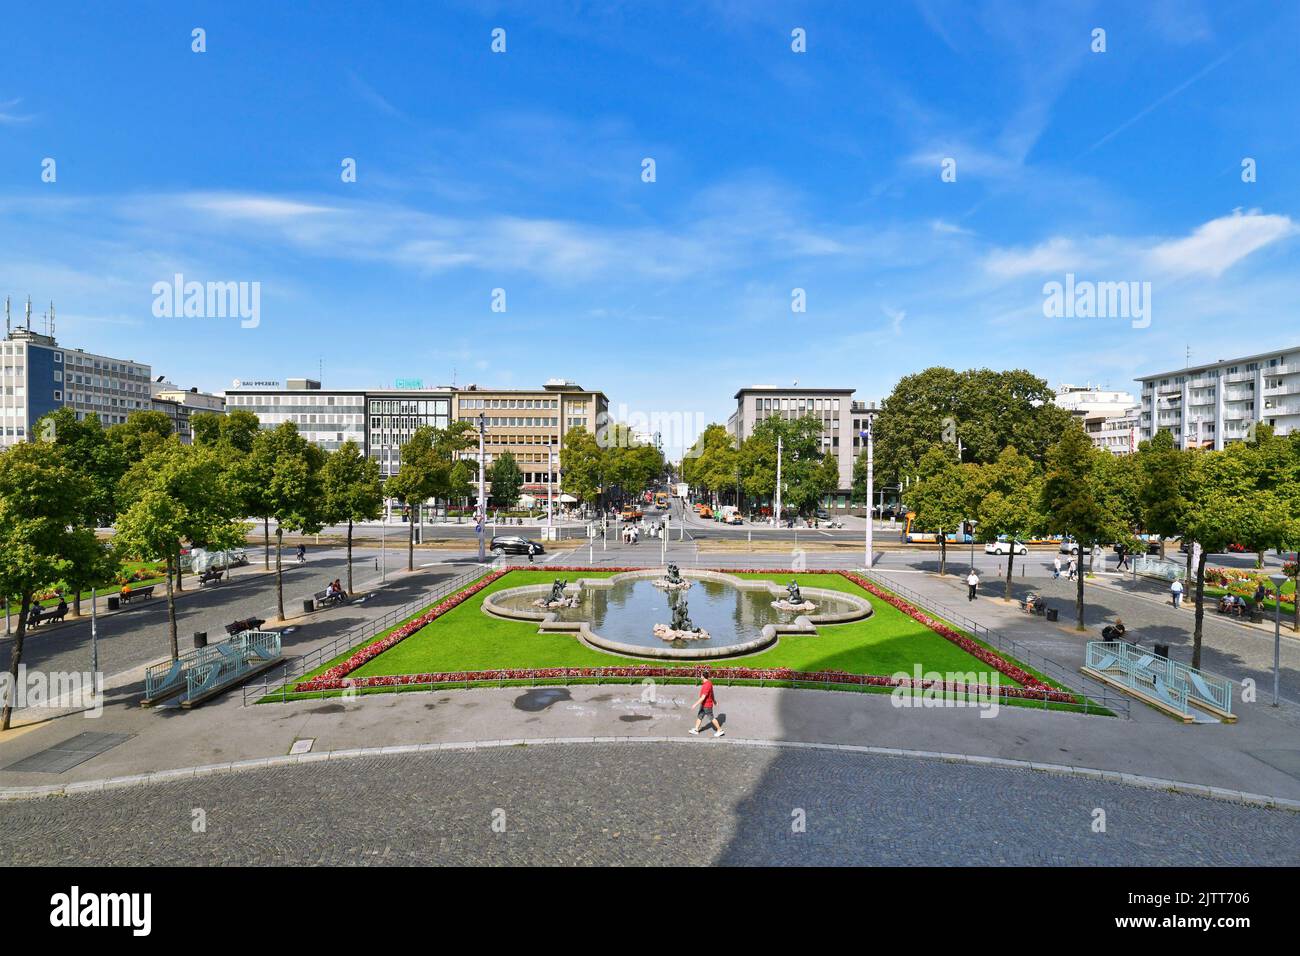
(292, 567), (1075, 704)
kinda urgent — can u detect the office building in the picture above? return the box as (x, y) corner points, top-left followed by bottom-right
(728, 386), (861, 509)
(1, 298), (152, 447)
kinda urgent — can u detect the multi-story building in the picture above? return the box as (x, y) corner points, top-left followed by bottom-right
(224, 378), (609, 507)
(151, 377), (226, 444)
(1054, 384), (1139, 456)
(223, 378), (367, 455)
(453, 379), (608, 501)
(2, 301), (153, 447)
(1136, 347), (1300, 449)
(727, 386), (859, 509)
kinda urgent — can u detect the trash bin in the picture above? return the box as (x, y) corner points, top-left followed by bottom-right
(1154, 644), (1170, 659)
(1045, 607), (1058, 622)
(303, 599), (314, 614)
(107, 596), (120, 611)
(193, 631), (208, 649)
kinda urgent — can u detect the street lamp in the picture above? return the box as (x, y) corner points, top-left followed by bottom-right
(968, 519), (977, 569)
(1270, 572), (1287, 707)
(861, 417), (874, 569)
(476, 413), (487, 563)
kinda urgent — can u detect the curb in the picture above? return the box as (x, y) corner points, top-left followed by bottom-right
(2, 736), (1297, 812)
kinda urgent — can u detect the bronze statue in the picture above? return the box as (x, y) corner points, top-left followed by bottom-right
(548, 579), (567, 604)
(666, 563), (683, 585)
(670, 596), (695, 633)
(786, 580), (803, 605)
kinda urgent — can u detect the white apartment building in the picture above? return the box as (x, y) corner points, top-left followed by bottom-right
(223, 378), (368, 456)
(1054, 384), (1139, 455)
(1136, 346), (1300, 449)
(1053, 384), (1136, 416)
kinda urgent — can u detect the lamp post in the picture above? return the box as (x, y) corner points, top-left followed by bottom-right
(774, 435), (783, 528)
(476, 413), (487, 563)
(863, 417), (874, 569)
(1270, 572), (1287, 707)
(968, 520), (977, 570)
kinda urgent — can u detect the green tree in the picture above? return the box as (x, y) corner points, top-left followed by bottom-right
(740, 415), (835, 517)
(560, 427), (604, 508)
(202, 409), (273, 569)
(106, 410), (176, 466)
(320, 440), (384, 594)
(0, 441), (100, 730)
(969, 446), (1043, 599)
(875, 367), (1072, 484)
(1040, 424), (1115, 629)
(114, 440), (245, 659)
(1137, 429), (1192, 557)
(247, 423), (326, 619)
(487, 451), (524, 510)
(682, 424), (738, 504)
(907, 445), (974, 575)
(386, 426), (444, 572)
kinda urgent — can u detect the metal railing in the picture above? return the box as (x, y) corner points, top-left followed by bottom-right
(184, 630), (282, 701)
(859, 571), (1131, 717)
(1132, 556), (1188, 582)
(1085, 641), (1233, 718)
(147, 629), (282, 703)
(243, 566), (491, 705)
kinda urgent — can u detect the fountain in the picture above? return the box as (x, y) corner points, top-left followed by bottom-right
(771, 580), (816, 613)
(652, 591), (709, 642)
(482, 569), (872, 660)
(652, 563), (693, 590)
(532, 578), (581, 609)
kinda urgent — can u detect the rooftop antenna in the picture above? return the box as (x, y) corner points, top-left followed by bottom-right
(1186, 344), (1191, 368)
(452, 366), (457, 388)
(4, 296), (10, 335)
(48, 301), (55, 338)
(25, 295), (32, 331)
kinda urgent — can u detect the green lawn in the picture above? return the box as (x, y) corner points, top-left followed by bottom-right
(346, 571), (1024, 685)
(272, 570), (1100, 712)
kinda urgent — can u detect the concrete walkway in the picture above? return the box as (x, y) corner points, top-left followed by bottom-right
(3, 563), (1298, 807)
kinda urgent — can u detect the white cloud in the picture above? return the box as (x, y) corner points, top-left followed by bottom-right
(1147, 209), (1296, 278)
(982, 237), (1091, 278)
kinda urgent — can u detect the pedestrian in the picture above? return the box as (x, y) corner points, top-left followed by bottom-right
(527, 543), (536, 564)
(1116, 545), (1129, 572)
(1052, 555), (1062, 579)
(967, 568), (980, 601)
(1170, 578), (1184, 609)
(1067, 557), (1077, 580)
(688, 671), (725, 737)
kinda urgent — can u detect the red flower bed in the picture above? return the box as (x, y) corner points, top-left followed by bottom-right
(293, 566), (1071, 701)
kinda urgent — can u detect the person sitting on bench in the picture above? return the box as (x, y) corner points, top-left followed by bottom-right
(330, 578), (347, 604)
(27, 605), (41, 627)
(55, 597), (68, 619)
(1102, 618), (1126, 641)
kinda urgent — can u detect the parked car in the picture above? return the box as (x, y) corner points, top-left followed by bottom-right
(489, 535), (545, 556)
(1059, 538), (1081, 555)
(985, 539), (1028, 556)
(815, 509), (831, 521)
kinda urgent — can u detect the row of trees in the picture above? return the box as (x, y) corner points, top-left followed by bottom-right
(0, 408), (507, 730)
(680, 417), (840, 515)
(907, 422), (1300, 668)
(560, 424), (667, 511)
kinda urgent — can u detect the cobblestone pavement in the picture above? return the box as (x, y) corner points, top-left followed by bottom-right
(2, 743), (1295, 865)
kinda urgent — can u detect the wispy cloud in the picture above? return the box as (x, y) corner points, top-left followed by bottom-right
(1147, 209), (1296, 277)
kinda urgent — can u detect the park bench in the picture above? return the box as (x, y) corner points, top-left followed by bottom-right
(225, 616), (266, 636)
(198, 568), (224, 586)
(1018, 596), (1047, 616)
(28, 605), (69, 627)
(312, 588), (348, 610)
(119, 584), (155, 604)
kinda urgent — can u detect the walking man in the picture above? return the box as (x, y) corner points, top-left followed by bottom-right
(688, 671), (725, 737)
(1171, 577), (1184, 609)
(1052, 555), (1062, 579)
(1115, 544), (1130, 572)
(966, 568), (980, 601)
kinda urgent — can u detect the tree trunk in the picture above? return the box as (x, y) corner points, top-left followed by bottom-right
(938, 536), (947, 575)
(275, 528), (285, 621)
(1075, 563), (1086, 631)
(263, 517), (270, 570)
(346, 519), (354, 595)
(0, 593), (32, 730)
(73, 588), (82, 618)
(1004, 548), (1015, 601)
(174, 544), (183, 592)
(1158, 535), (1166, 559)
(1192, 549), (1208, 670)
(407, 507), (415, 572)
(165, 553), (178, 660)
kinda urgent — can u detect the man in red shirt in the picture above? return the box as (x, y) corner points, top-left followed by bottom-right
(688, 671), (725, 737)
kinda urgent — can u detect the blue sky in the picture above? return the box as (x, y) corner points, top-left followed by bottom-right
(3, 0), (1298, 455)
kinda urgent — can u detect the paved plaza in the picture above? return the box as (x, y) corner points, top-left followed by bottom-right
(2, 742), (1296, 866)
